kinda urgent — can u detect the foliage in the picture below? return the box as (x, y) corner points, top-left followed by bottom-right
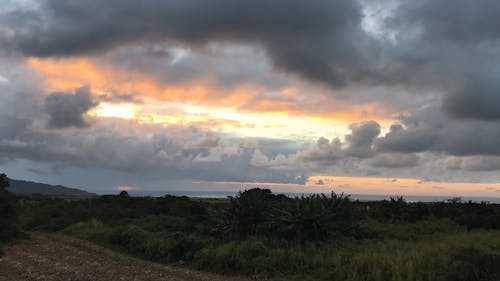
(219, 188), (274, 238)
(447, 247), (500, 281)
(0, 173), (20, 257)
(16, 187), (500, 280)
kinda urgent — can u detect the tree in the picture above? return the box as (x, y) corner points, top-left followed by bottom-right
(221, 188), (274, 238)
(274, 192), (354, 243)
(0, 173), (19, 257)
(119, 190), (130, 197)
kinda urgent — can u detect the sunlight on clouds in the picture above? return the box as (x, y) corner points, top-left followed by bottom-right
(90, 103), (140, 120)
(27, 56), (394, 140)
(89, 101), (351, 139)
(114, 185), (138, 191)
(307, 176), (500, 197)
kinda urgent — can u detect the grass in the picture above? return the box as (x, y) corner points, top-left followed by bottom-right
(17, 190), (500, 281)
(59, 218), (500, 281)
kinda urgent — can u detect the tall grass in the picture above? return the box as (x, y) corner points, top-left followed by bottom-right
(193, 230), (500, 281)
(62, 218), (500, 281)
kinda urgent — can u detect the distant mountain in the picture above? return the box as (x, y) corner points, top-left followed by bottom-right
(7, 179), (97, 197)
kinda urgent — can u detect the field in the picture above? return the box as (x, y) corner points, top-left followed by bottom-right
(5, 188), (500, 281)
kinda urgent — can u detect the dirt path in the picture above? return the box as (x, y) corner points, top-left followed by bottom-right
(0, 235), (261, 281)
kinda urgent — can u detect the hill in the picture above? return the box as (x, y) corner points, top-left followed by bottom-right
(7, 179), (96, 197)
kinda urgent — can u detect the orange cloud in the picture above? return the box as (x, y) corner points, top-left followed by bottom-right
(27, 57), (394, 127)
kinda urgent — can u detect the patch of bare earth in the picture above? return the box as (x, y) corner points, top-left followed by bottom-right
(0, 235), (262, 281)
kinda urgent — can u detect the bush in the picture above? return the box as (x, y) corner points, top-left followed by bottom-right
(108, 224), (214, 263)
(0, 173), (20, 254)
(62, 219), (111, 242)
(193, 237), (272, 275)
(447, 247), (500, 281)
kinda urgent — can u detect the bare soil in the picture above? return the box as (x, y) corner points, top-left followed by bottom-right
(0, 235), (260, 281)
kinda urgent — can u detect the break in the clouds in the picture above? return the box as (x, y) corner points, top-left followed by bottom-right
(1, 0), (500, 196)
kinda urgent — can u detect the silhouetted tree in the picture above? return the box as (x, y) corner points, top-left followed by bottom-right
(0, 173), (19, 257)
(274, 192), (355, 243)
(119, 190), (130, 197)
(221, 188), (274, 238)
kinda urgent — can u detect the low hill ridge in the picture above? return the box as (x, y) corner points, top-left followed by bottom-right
(7, 179), (96, 196)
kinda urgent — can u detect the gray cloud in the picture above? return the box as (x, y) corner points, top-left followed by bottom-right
(345, 121), (380, 158)
(44, 86), (98, 129)
(4, 1), (500, 189)
(363, 153), (419, 168)
(297, 137), (344, 168)
(443, 75), (500, 121)
(3, 0), (500, 123)
(376, 107), (500, 156)
(444, 156), (500, 172)
(390, 0), (500, 44)
(384, 0), (500, 120)
(1, 0), (369, 88)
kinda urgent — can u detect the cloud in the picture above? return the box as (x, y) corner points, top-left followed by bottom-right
(443, 156), (500, 172)
(376, 107), (500, 156)
(5, 0), (500, 189)
(363, 153), (419, 168)
(345, 121), (380, 158)
(390, 0), (500, 44)
(296, 137), (344, 168)
(3, 0), (500, 123)
(1, 0), (369, 88)
(384, 0), (500, 121)
(251, 121), (380, 172)
(443, 75), (500, 121)
(4, 0), (500, 124)
(44, 86), (98, 128)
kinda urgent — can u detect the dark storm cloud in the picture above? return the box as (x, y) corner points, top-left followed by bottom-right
(376, 123), (436, 153)
(44, 86), (98, 128)
(376, 107), (500, 156)
(103, 44), (289, 92)
(345, 121), (380, 158)
(385, 0), (500, 121)
(443, 75), (500, 121)
(3, 0), (500, 121)
(363, 153), (419, 168)
(391, 0), (500, 44)
(1, 0), (368, 87)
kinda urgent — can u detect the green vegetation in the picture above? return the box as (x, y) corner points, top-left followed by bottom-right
(0, 173), (20, 257)
(16, 186), (500, 280)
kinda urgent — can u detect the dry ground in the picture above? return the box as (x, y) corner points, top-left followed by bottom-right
(0, 235), (261, 281)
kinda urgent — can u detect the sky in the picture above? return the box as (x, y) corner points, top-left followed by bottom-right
(1, 0), (500, 197)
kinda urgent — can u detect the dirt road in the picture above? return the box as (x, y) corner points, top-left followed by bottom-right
(0, 235), (259, 281)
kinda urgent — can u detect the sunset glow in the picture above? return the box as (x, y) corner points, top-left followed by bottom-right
(2, 0), (500, 198)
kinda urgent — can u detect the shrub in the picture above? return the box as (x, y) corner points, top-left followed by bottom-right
(62, 219), (111, 242)
(0, 173), (20, 251)
(193, 237), (272, 275)
(447, 247), (500, 281)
